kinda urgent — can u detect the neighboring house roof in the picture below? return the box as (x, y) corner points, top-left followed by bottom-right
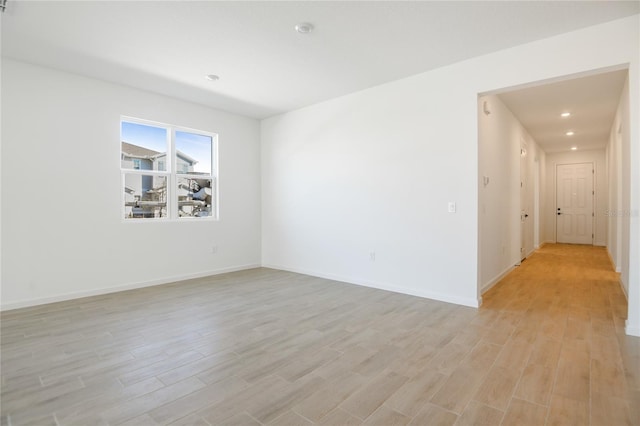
(122, 142), (198, 165)
(122, 141), (160, 158)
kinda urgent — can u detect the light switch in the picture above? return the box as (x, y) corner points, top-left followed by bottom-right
(448, 202), (456, 213)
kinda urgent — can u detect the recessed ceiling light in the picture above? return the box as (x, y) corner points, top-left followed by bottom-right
(295, 22), (314, 34)
(205, 74), (220, 82)
(571, 146), (578, 150)
(561, 112), (571, 117)
(566, 131), (575, 136)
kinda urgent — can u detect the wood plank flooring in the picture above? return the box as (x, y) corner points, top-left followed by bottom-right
(1, 244), (638, 425)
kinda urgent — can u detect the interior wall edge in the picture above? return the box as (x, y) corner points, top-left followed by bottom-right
(606, 245), (622, 273)
(481, 264), (517, 295)
(618, 277), (628, 300)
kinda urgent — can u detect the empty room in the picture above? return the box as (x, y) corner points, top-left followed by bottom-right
(1, 1), (639, 425)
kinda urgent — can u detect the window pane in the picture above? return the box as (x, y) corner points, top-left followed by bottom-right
(175, 131), (212, 175)
(177, 177), (213, 218)
(121, 122), (168, 171)
(124, 174), (167, 219)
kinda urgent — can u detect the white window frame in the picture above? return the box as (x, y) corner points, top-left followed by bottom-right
(121, 116), (218, 222)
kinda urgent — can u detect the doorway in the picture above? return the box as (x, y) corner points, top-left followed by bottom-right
(520, 140), (533, 261)
(556, 162), (594, 244)
(478, 66), (634, 335)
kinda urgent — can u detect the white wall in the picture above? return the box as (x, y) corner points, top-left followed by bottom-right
(538, 149), (548, 249)
(261, 15), (639, 328)
(607, 77), (631, 296)
(544, 149), (608, 246)
(478, 94), (545, 293)
(1, 59), (262, 309)
(606, 100), (622, 273)
(619, 75), (632, 308)
(261, 76), (481, 307)
(0, 55), (3, 308)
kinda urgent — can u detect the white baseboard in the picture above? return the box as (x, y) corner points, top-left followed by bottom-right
(618, 279), (628, 300)
(626, 320), (640, 337)
(481, 264), (517, 295)
(0, 264), (260, 311)
(536, 241), (554, 249)
(605, 248), (627, 299)
(262, 263), (481, 308)
(606, 248), (622, 273)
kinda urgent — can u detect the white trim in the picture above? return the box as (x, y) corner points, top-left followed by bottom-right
(606, 247), (622, 273)
(120, 116), (218, 222)
(607, 246), (629, 310)
(626, 321), (640, 337)
(481, 264), (517, 295)
(619, 279), (628, 300)
(262, 263), (481, 308)
(171, 126), (178, 216)
(554, 161), (595, 245)
(0, 264), (260, 312)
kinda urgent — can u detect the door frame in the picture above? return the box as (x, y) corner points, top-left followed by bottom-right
(519, 140), (528, 263)
(554, 161), (595, 244)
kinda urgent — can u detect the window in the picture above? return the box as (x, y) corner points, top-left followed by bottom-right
(121, 118), (217, 220)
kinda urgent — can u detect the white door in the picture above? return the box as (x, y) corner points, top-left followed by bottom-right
(520, 141), (532, 261)
(556, 163), (593, 244)
(520, 145), (527, 261)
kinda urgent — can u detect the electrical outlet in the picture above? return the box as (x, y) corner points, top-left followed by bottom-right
(211, 245), (218, 254)
(369, 252), (376, 262)
(448, 202), (456, 213)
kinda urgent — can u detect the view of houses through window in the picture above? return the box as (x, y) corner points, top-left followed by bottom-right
(121, 118), (217, 220)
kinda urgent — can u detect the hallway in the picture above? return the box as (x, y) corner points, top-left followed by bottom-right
(482, 243), (639, 425)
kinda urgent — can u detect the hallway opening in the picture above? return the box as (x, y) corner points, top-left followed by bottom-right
(477, 66), (635, 335)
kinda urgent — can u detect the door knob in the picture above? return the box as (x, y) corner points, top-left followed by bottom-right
(525, 214), (529, 218)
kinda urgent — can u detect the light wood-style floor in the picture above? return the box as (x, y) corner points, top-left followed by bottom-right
(1, 244), (638, 425)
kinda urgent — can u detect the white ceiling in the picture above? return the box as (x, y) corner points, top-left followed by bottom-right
(1, 1), (638, 119)
(497, 69), (628, 153)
